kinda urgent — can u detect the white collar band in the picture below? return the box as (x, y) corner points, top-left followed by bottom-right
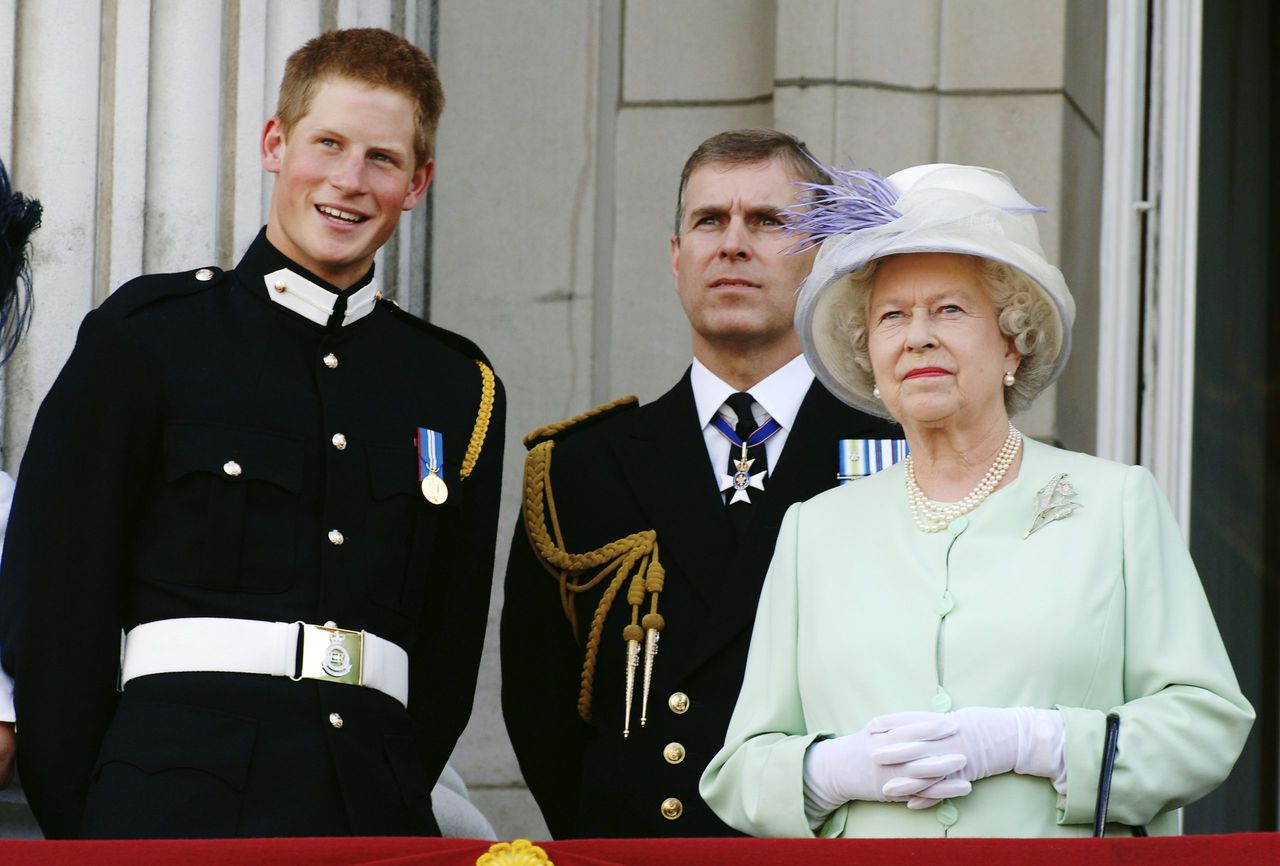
(263, 268), (380, 327)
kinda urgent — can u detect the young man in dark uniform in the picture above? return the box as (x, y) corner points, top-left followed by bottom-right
(502, 129), (897, 837)
(0, 28), (505, 839)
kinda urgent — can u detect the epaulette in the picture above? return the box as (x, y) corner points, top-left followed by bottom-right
(522, 396), (639, 449)
(105, 266), (226, 318)
(378, 300), (492, 367)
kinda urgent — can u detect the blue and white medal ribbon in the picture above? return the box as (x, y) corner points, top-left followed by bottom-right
(415, 427), (448, 504)
(837, 438), (909, 484)
(712, 413), (782, 504)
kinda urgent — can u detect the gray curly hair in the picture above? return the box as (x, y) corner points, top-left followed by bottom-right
(835, 254), (1061, 417)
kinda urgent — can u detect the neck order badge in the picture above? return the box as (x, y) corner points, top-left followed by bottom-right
(416, 427), (448, 504)
(712, 411), (781, 505)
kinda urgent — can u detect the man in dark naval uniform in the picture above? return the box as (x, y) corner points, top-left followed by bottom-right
(0, 28), (504, 839)
(502, 129), (897, 837)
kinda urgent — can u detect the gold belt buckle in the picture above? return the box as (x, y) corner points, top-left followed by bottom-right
(291, 621), (365, 687)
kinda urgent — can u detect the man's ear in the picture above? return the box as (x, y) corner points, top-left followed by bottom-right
(261, 117), (286, 174)
(402, 158), (435, 211)
(670, 233), (681, 281)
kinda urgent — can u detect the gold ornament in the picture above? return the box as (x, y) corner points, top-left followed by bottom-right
(476, 839), (556, 866)
(421, 472), (449, 504)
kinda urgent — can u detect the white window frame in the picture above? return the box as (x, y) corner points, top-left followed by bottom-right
(1097, 0), (1202, 538)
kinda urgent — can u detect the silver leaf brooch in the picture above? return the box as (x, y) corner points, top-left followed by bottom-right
(1023, 473), (1082, 539)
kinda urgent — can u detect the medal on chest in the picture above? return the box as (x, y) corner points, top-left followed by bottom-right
(415, 427), (449, 504)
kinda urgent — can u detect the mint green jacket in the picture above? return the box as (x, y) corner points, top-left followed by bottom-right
(700, 438), (1253, 837)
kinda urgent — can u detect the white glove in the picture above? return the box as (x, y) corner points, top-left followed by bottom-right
(803, 713), (971, 825)
(876, 707), (1066, 809)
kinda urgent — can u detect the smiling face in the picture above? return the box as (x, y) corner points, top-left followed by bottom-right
(866, 253), (1021, 431)
(262, 76), (433, 289)
(670, 158), (816, 362)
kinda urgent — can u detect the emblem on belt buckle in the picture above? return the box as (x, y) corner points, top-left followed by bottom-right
(295, 622), (364, 686)
(321, 631), (354, 678)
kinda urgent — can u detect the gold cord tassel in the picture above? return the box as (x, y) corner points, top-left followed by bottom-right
(518, 399), (677, 734)
(640, 628), (660, 727)
(622, 624), (642, 738)
(622, 567), (649, 738)
(639, 557), (666, 727)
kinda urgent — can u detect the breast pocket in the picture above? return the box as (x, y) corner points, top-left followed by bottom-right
(364, 444), (461, 619)
(161, 421), (304, 593)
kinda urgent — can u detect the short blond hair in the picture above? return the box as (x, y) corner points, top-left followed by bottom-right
(276, 28), (444, 169)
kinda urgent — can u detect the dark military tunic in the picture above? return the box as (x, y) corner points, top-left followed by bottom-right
(0, 230), (505, 839)
(501, 371), (895, 837)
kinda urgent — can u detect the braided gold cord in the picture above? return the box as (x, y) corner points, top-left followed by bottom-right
(578, 567), (633, 723)
(522, 443), (656, 580)
(522, 395), (637, 447)
(645, 557), (665, 595)
(459, 360), (495, 481)
(627, 561), (649, 607)
(521, 428), (663, 723)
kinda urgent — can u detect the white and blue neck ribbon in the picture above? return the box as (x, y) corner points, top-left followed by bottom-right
(710, 414), (783, 453)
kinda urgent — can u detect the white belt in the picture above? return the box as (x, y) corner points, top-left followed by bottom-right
(121, 617), (409, 707)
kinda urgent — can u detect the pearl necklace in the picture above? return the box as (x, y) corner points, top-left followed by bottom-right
(903, 422), (1023, 533)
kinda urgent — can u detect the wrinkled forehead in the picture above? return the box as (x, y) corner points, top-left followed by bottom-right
(684, 158), (806, 209)
(867, 253), (989, 304)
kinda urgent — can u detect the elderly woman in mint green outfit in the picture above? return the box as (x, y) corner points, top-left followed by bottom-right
(699, 163), (1253, 837)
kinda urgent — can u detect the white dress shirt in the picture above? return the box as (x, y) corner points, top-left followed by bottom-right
(691, 354), (815, 497)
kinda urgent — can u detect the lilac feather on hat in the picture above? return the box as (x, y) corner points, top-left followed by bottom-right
(783, 165), (901, 253)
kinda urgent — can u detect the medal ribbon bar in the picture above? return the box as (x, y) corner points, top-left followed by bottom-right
(837, 438), (910, 484)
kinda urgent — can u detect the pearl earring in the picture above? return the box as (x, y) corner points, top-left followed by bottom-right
(1003, 371), (1016, 387)
(872, 385), (882, 400)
